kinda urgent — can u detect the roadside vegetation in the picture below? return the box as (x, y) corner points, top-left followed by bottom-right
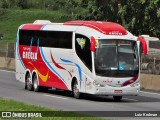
(0, 8), (72, 42)
(0, 98), (105, 120)
(0, 0), (159, 42)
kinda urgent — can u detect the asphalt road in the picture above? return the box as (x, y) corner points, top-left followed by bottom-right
(0, 70), (160, 119)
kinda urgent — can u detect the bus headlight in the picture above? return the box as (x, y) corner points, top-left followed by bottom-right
(130, 81), (140, 87)
(93, 81), (105, 87)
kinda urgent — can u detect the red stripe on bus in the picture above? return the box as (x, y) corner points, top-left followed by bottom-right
(21, 24), (44, 30)
(50, 51), (72, 78)
(64, 21), (127, 35)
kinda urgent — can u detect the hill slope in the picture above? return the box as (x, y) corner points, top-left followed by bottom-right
(0, 9), (72, 42)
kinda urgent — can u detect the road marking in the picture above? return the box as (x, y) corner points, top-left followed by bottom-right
(123, 98), (138, 102)
(140, 91), (160, 96)
(44, 94), (68, 100)
(0, 70), (15, 73)
(1, 70), (160, 97)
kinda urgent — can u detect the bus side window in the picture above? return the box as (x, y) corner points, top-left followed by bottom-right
(75, 34), (92, 71)
(19, 30), (33, 46)
(39, 31), (72, 49)
(32, 31), (39, 46)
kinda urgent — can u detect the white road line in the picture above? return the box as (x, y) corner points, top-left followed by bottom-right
(0, 69), (15, 73)
(123, 98), (139, 102)
(44, 94), (68, 100)
(140, 91), (160, 96)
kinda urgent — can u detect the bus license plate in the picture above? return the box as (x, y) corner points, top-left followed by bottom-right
(114, 90), (122, 93)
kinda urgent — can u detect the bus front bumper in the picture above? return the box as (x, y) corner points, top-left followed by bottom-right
(90, 85), (140, 96)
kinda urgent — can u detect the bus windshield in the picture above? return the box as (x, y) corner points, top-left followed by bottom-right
(94, 39), (139, 77)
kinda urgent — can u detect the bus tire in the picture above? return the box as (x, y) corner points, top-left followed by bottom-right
(33, 74), (40, 92)
(25, 81), (27, 90)
(26, 73), (33, 91)
(72, 80), (82, 99)
(113, 96), (122, 101)
(155, 64), (160, 75)
(147, 63), (154, 74)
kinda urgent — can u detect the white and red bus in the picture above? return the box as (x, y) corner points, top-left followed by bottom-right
(16, 20), (147, 101)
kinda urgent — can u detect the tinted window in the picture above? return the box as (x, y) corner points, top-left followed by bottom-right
(19, 30), (34, 46)
(75, 34), (92, 71)
(19, 30), (72, 49)
(95, 39), (139, 77)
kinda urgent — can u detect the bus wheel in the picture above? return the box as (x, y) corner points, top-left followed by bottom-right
(26, 74), (33, 91)
(113, 96), (122, 101)
(147, 63), (154, 74)
(155, 64), (160, 75)
(25, 81), (27, 90)
(73, 80), (81, 99)
(33, 74), (40, 92)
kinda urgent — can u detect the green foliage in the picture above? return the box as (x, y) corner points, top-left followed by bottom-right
(0, 0), (159, 39)
(158, 8), (160, 17)
(18, 0), (28, 9)
(0, 8), (72, 42)
(93, 0), (160, 38)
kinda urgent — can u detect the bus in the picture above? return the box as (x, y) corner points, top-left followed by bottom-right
(16, 20), (147, 101)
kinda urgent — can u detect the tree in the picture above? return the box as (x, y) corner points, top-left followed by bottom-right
(18, 0), (28, 9)
(92, 0), (160, 37)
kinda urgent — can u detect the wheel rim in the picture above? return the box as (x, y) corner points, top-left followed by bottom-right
(33, 75), (40, 92)
(27, 76), (32, 89)
(73, 83), (79, 96)
(148, 63), (154, 74)
(155, 64), (160, 75)
(34, 78), (38, 90)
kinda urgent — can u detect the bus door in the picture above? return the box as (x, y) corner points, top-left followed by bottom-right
(75, 33), (92, 92)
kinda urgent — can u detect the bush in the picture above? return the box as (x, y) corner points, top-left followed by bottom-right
(0, 8), (8, 16)
(1, 0), (9, 8)
(18, 0), (29, 9)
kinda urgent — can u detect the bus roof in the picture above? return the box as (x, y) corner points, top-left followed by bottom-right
(20, 20), (128, 36)
(64, 21), (127, 36)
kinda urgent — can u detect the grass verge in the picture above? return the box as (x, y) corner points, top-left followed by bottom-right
(0, 97), (105, 120)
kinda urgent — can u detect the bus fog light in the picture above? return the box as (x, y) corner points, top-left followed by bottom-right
(93, 81), (105, 87)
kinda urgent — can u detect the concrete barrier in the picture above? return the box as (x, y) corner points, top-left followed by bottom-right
(140, 74), (160, 91)
(0, 57), (15, 71)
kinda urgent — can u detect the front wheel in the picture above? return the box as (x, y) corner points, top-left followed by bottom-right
(72, 80), (82, 99)
(113, 96), (122, 101)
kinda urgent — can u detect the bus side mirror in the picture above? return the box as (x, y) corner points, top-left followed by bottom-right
(137, 37), (148, 54)
(90, 36), (96, 52)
